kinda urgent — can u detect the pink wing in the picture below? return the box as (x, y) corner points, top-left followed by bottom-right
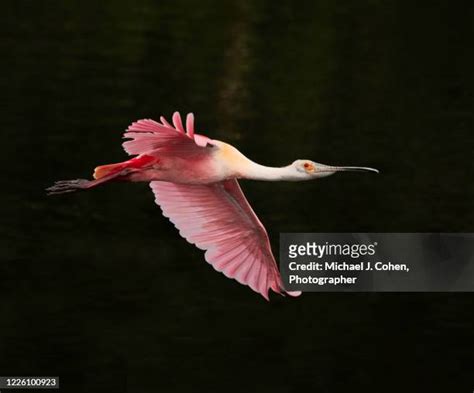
(122, 111), (211, 156)
(150, 179), (301, 300)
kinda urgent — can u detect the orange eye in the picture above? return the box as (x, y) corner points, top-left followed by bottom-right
(303, 162), (315, 172)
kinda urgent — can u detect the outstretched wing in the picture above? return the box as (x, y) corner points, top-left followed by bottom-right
(122, 112), (213, 156)
(150, 179), (301, 300)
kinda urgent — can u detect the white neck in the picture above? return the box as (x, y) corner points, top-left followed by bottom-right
(240, 161), (296, 181)
(213, 141), (300, 181)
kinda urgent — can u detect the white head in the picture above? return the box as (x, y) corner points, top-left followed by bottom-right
(287, 159), (379, 181)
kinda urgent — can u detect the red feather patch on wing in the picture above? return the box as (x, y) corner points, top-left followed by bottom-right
(93, 155), (157, 179)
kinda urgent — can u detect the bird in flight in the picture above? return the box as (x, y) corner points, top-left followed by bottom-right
(47, 112), (378, 300)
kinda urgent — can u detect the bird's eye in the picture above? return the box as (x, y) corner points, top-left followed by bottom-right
(303, 162), (315, 172)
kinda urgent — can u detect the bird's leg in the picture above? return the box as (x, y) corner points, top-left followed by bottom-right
(47, 155), (160, 195)
(46, 179), (93, 195)
(46, 169), (132, 195)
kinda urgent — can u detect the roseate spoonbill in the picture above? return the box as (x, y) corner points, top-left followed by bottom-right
(47, 112), (378, 300)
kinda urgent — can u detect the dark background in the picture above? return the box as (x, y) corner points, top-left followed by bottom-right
(2, 1), (473, 392)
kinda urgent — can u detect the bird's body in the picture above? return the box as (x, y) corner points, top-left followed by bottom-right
(48, 112), (378, 300)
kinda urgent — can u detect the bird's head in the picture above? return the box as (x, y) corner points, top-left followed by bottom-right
(290, 159), (379, 180)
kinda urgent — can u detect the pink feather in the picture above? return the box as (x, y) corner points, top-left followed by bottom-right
(172, 111), (186, 133)
(160, 116), (173, 129)
(186, 113), (195, 138)
(122, 113), (212, 156)
(150, 179), (300, 300)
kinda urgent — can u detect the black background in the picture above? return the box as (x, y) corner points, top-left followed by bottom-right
(2, 1), (473, 392)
